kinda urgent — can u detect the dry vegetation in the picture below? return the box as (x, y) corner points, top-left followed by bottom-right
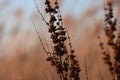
(0, 0), (120, 80)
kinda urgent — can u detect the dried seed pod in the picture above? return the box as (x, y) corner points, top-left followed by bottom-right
(34, 0), (82, 79)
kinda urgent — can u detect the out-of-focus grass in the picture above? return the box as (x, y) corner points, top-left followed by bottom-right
(0, 0), (119, 80)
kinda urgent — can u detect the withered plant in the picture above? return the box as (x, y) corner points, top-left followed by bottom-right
(33, 0), (81, 80)
(99, 0), (120, 80)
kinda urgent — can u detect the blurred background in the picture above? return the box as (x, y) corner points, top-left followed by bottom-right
(0, 0), (119, 80)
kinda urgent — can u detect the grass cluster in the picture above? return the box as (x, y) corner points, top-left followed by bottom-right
(1, 0), (120, 80)
(32, 0), (120, 80)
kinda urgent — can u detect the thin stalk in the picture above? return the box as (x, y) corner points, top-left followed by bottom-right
(30, 17), (49, 57)
(85, 54), (88, 80)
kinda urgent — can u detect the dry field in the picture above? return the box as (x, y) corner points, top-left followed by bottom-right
(0, 0), (120, 80)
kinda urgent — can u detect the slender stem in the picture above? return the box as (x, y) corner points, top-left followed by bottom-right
(34, 0), (49, 26)
(85, 54), (88, 80)
(60, 56), (65, 80)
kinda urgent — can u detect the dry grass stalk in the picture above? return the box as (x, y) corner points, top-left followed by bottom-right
(33, 0), (81, 80)
(99, 1), (120, 80)
(84, 54), (89, 80)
